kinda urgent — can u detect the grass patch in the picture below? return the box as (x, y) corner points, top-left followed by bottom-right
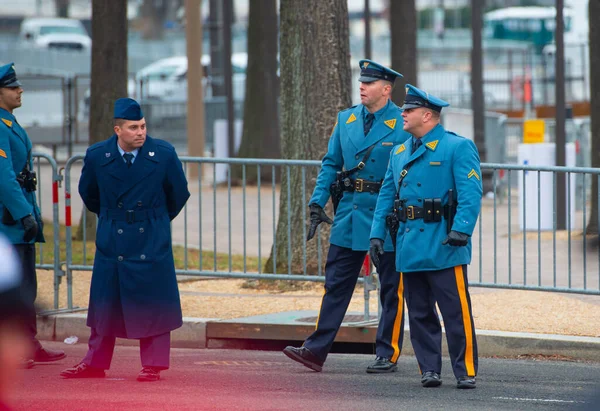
(36, 220), (261, 272)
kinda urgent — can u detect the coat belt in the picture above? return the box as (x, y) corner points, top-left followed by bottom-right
(100, 207), (168, 223)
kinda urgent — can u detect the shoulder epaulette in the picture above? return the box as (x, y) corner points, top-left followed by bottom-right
(155, 139), (175, 151)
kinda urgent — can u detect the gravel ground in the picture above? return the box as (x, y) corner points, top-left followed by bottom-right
(37, 271), (600, 337)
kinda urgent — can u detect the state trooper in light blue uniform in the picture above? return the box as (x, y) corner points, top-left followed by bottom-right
(283, 60), (411, 373)
(370, 85), (482, 389)
(0, 62), (66, 365)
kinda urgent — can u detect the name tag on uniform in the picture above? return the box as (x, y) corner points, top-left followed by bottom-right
(429, 161), (441, 166)
(382, 142), (394, 146)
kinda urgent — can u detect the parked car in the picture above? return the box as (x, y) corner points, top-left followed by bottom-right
(19, 17), (91, 51)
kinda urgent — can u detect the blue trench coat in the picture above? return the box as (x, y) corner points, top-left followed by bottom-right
(79, 135), (190, 339)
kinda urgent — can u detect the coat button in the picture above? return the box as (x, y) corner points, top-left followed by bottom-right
(403, 183), (407, 187)
(353, 205), (358, 209)
(117, 229), (123, 234)
(140, 254), (146, 260)
(405, 228), (410, 233)
(139, 228), (144, 233)
(417, 182), (422, 187)
(371, 159), (375, 162)
(369, 207), (374, 211)
(117, 256), (123, 262)
(420, 228), (424, 232)
(117, 202), (123, 208)
(418, 198), (422, 202)
(137, 201), (142, 207)
(355, 155), (359, 160)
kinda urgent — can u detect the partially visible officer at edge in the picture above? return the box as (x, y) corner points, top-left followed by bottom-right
(60, 98), (190, 382)
(0, 233), (32, 411)
(370, 84), (482, 389)
(0, 62), (66, 368)
(283, 60), (411, 373)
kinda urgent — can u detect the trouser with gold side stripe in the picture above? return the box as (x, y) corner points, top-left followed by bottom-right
(404, 264), (478, 379)
(303, 244), (405, 363)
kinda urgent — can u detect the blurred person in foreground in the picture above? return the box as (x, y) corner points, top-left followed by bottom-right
(0, 233), (33, 411)
(0, 62), (65, 367)
(60, 98), (190, 382)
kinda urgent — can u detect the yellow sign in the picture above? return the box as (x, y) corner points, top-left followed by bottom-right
(523, 119), (545, 144)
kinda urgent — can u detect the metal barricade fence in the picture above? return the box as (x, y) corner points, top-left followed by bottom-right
(58, 156), (600, 315)
(32, 152), (62, 311)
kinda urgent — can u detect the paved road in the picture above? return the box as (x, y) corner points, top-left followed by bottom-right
(8, 341), (600, 411)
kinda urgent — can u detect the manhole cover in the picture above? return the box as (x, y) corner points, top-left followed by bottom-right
(296, 315), (377, 323)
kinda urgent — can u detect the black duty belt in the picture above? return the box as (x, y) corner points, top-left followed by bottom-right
(100, 207), (168, 223)
(401, 204), (452, 221)
(342, 178), (382, 193)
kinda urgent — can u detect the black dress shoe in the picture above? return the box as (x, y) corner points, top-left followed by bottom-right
(421, 371), (442, 387)
(33, 347), (66, 363)
(366, 357), (397, 374)
(137, 367), (161, 382)
(60, 362), (105, 379)
(20, 358), (35, 369)
(457, 376), (476, 389)
(283, 346), (324, 372)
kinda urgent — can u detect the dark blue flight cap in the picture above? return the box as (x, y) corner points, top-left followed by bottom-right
(114, 97), (144, 120)
(0, 62), (22, 88)
(358, 59), (403, 83)
(402, 84), (449, 113)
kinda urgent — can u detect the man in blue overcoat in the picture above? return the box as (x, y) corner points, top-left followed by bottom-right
(61, 98), (190, 382)
(370, 85), (482, 389)
(0, 62), (66, 367)
(283, 60), (411, 373)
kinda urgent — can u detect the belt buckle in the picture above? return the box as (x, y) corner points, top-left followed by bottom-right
(406, 206), (415, 220)
(354, 179), (364, 192)
(126, 210), (135, 224)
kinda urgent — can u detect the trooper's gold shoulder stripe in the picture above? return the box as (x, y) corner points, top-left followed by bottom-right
(0, 149), (6, 158)
(395, 144), (405, 155)
(425, 140), (438, 151)
(468, 169), (480, 180)
(384, 119), (396, 129)
(1, 118), (12, 127)
(346, 113), (357, 124)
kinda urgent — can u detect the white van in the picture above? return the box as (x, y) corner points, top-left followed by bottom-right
(19, 17), (91, 51)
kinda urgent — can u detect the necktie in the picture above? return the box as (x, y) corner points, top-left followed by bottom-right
(412, 138), (422, 153)
(364, 113), (375, 136)
(123, 153), (134, 168)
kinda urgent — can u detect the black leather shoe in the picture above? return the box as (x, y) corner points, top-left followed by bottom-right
(457, 376), (476, 389)
(60, 362), (105, 379)
(137, 367), (161, 382)
(366, 357), (397, 374)
(283, 346), (323, 372)
(20, 358), (35, 369)
(421, 371), (442, 387)
(33, 347), (66, 363)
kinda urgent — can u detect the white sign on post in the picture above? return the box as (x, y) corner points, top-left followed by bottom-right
(214, 119), (243, 184)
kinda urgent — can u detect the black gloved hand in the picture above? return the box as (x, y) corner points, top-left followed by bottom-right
(442, 230), (469, 247)
(369, 238), (385, 270)
(22, 214), (39, 243)
(306, 204), (333, 241)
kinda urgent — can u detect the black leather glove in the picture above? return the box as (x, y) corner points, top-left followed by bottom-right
(22, 214), (38, 243)
(306, 204), (333, 241)
(442, 230), (469, 247)
(369, 238), (385, 270)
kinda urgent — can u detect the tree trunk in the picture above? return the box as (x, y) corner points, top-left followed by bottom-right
(264, 0), (351, 274)
(75, 0), (128, 241)
(140, 0), (168, 40)
(390, 0), (417, 105)
(586, 0), (600, 235)
(55, 0), (70, 18)
(230, 0), (280, 184)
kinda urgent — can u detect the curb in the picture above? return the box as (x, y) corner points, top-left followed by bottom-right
(38, 314), (600, 362)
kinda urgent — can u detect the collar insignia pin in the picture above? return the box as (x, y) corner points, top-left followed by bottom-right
(149, 152), (155, 157)
(105, 153), (111, 157)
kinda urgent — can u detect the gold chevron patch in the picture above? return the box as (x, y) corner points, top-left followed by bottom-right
(346, 113), (357, 124)
(395, 144), (405, 155)
(468, 169), (480, 180)
(0, 149), (6, 158)
(1, 118), (12, 127)
(425, 140), (438, 150)
(384, 119), (396, 129)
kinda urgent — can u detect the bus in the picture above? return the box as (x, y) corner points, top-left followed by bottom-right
(484, 6), (574, 53)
